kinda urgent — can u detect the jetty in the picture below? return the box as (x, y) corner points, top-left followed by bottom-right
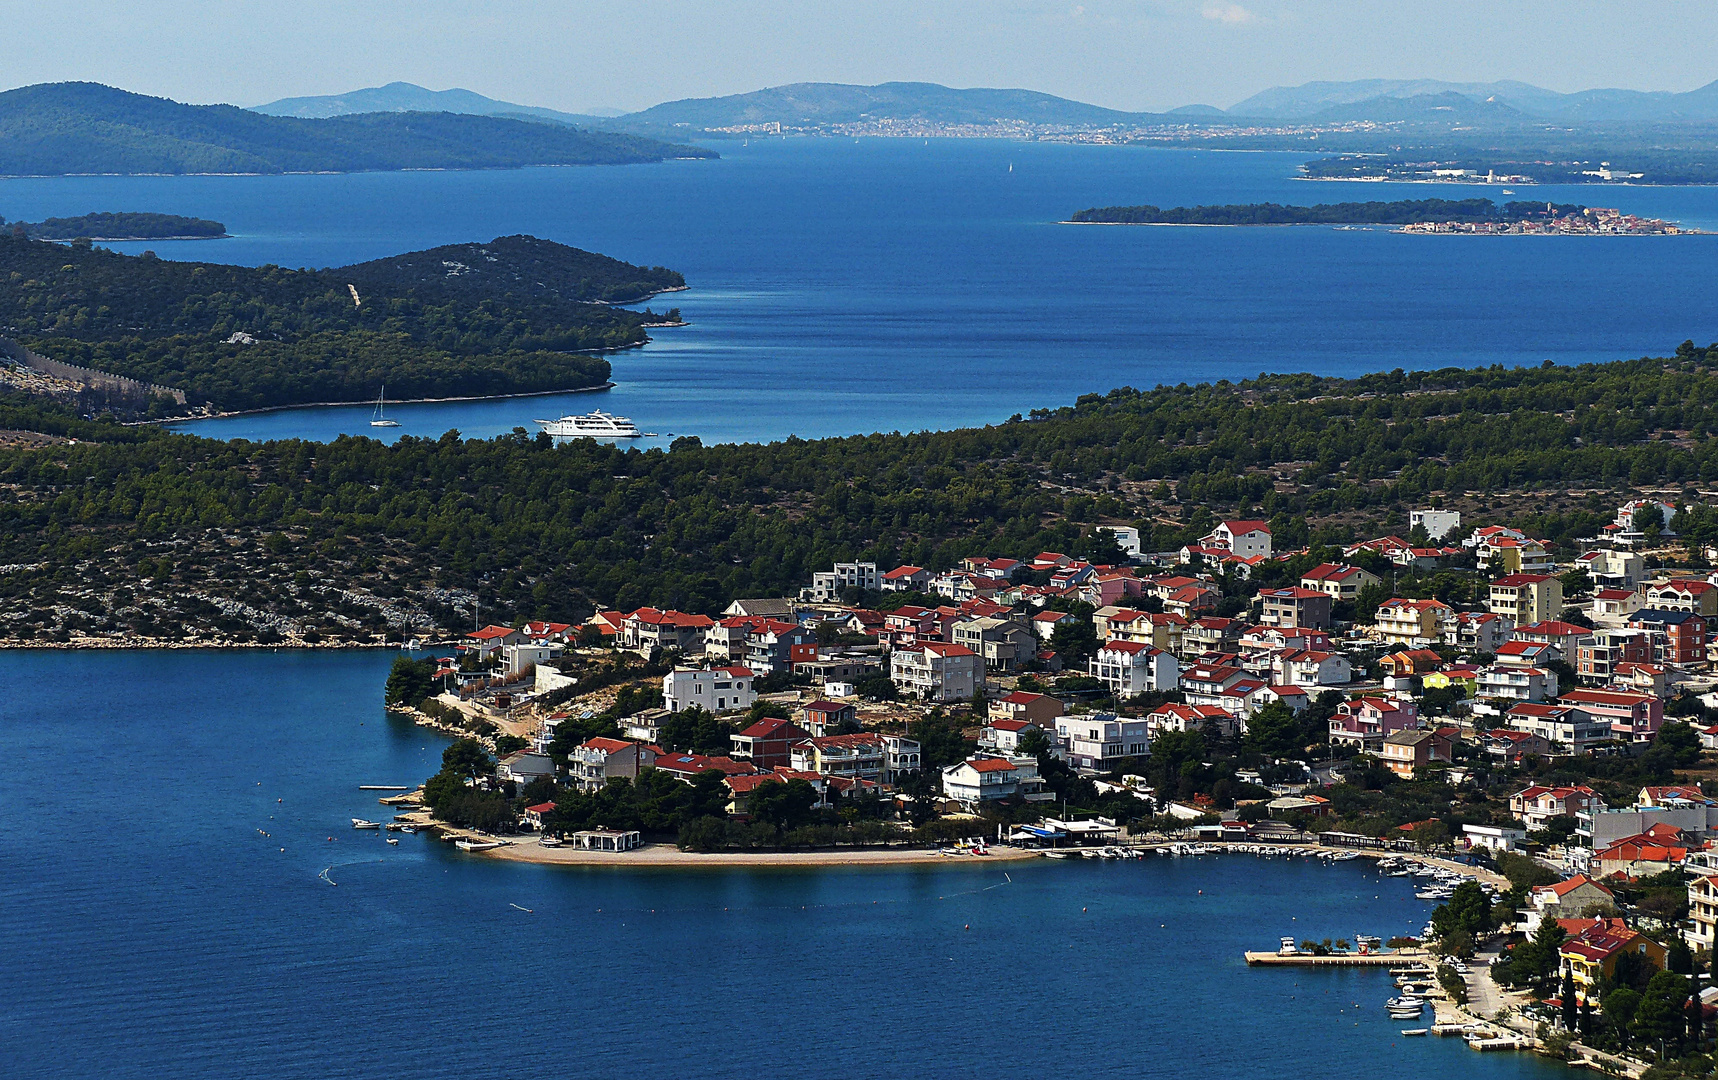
(359, 785), (411, 791)
(1244, 949), (1428, 966)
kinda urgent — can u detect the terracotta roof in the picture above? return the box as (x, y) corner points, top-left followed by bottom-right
(581, 737), (635, 754)
(962, 757), (1019, 773)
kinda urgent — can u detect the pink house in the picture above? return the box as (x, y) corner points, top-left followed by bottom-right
(1329, 696), (1420, 751)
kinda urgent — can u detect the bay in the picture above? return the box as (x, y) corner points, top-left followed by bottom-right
(3, 139), (1717, 447)
(0, 649), (1563, 1079)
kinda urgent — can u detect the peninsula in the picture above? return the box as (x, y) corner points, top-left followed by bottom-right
(0, 232), (684, 415)
(0, 82), (715, 176)
(1065, 197), (1688, 232)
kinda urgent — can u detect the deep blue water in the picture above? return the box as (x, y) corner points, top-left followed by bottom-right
(3, 139), (1718, 446)
(0, 649), (1564, 1079)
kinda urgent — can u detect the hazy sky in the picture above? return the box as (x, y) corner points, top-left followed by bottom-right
(6, 0), (1716, 113)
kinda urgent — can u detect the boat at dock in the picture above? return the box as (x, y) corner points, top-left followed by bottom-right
(351, 818), (380, 829)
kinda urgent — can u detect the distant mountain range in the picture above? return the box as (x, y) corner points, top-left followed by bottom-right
(619, 81), (1165, 128)
(253, 81), (606, 125)
(1226, 77), (1718, 123)
(0, 83), (713, 176)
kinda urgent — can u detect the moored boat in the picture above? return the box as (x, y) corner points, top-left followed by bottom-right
(351, 818), (380, 829)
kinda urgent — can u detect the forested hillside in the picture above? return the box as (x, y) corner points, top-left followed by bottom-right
(0, 82), (714, 175)
(1, 212), (227, 240)
(2, 343), (1718, 644)
(0, 233), (681, 410)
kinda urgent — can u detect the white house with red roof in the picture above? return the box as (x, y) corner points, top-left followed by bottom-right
(1180, 663), (1250, 707)
(1088, 640), (1178, 696)
(1494, 640), (1562, 668)
(662, 665), (756, 714)
(1328, 696), (1419, 750)
(1031, 608), (1077, 640)
(1513, 620), (1593, 655)
(1447, 610), (1514, 653)
(880, 565), (932, 593)
(790, 733), (889, 782)
(1478, 663), (1558, 702)
(570, 737), (658, 793)
(1274, 649), (1352, 687)
(1645, 578), (1718, 617)
(890, 641), (982, 702)
(465, 624), (522, 658)
(1199, 519), (1273, 559)
(744, 619), (819, 674)
(942, 755), (1043, 804)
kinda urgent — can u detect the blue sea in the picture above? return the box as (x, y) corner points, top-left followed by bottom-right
(2, 138), (1717, 446)
(0, 649), (1561, 1079)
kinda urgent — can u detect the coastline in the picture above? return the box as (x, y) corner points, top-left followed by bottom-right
(475, 840), (1042, 868)
(152, 380), (618, 426)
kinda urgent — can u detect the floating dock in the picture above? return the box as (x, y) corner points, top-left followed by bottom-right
(1244, 949), (1429, 966)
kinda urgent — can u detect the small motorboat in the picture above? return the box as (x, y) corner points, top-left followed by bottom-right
(1400, 1028), (1428, 1036)
(351, 818), (380, 829)
(1042, 850), (1074, 859)
(385, 837), (399, 845)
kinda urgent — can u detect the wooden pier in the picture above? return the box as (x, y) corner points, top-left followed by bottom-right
(1244, 949), (1430, 966)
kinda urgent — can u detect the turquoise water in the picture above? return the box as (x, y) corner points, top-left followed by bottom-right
(3, 138), (1717, 447)
(0, 649), (1563, 1078)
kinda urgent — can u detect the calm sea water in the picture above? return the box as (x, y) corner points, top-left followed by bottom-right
(3, 139), (1717, 446)
(0, 649), (1563, 1079)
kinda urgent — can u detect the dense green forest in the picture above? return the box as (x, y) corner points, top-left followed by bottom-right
(0, 232), (683, 410)
(0, 82), (715, 175)
(4, 342), (1718, 643)
(1, 212), (227, 240)
(1068, 198), (1585, 225)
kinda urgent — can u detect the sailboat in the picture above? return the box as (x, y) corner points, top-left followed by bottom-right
(370, 385), (400, 428)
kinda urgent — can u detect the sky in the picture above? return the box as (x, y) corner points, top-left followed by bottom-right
(3, 0), (1716, 114)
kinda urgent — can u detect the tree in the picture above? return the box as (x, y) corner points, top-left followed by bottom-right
(1655, 720), (1703, 768)
(440, 738), (491, 780)
(748, 778), (819, 832)
(1411, 819), (1451, 852)
(1432, 881), (1492, 940)
(1243, 701), (1303, 757)
(383, 655), (435, 707)
(1631, 971), (1690, 1057)
(1048, 618), (1099, 668)
(855, 672), (898, 701)
(1562, 969), (1578, 1031)
(1603, 987), (1641, 1048)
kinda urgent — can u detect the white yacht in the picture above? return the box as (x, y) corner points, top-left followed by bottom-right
(533, 411), (643, 438)
(369, 385), (400, 428)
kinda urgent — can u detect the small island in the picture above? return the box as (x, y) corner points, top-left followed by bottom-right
(1066, 198), (1692, 234)
(5, 211), (228, 241)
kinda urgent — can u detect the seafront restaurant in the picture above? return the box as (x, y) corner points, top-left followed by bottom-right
(1318, 830), (1390, 851)
(567, 829), (642, 852)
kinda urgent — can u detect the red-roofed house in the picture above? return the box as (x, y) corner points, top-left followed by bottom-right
(1561, 921), (1667, 999)
(1329, 697), (1419, 751)
(465, 624), (522, 658)
(1299, 562), (1381, 600)
(1558, 688), (1664, 742)
(1200, 519), (1273, 559)
(654, 752), (757, 783)
(1594, 825), (1690, 877)
(979, 718), (1042, 753)
(1275, 649), (1352, 687)
(1509, 784), (1603, 829)
(1505, 703), (1612, 752)
(623, 608), (717, 654)
(1482, 728), (1555, 762)
(1374, 598), (1452, 648)
(728, 717), (813, 770)
(523, 801), (558, 830)
(989, 690), (1065, 727)
(1089, 640), (1178, 696)
(1514, 621), (1594, 655)
(1031, 609), (1077, 640)
(790, 733), (887, 782)
(1146, 703), (1239, 737)
(1645, 578), (1718, 617)
(571, 737), (658, 792)
(942, 755), (1041, 804)
(799, 700), (859, 737)
(880, 565), (932, 593)
(890, 641), (982, 702)
(1180, 663), (1249, 707)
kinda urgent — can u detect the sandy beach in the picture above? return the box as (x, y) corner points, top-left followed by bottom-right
(476, 840), (1042, 868)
